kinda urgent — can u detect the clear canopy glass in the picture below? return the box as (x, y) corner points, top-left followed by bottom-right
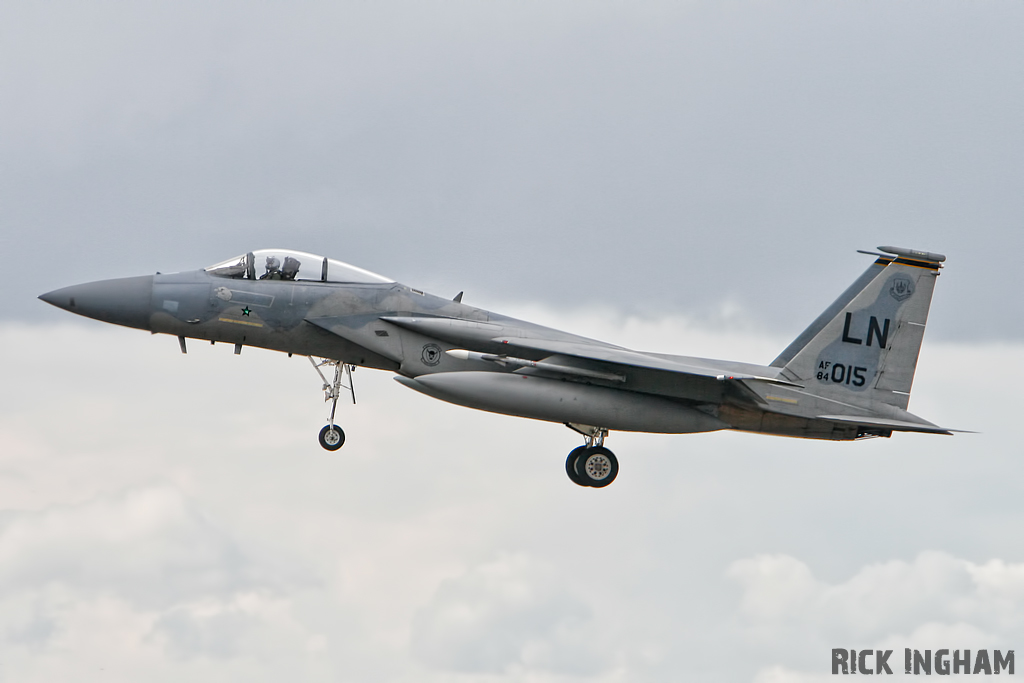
(205, 249), (393, 284)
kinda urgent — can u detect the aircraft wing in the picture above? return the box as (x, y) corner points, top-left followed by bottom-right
(487, 335), (798, 385)
(379, 315), (797, 386)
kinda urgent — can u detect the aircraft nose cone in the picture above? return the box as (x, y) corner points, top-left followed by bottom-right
(39, 275), (155, 330)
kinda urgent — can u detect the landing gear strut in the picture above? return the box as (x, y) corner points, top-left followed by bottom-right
(309, 357), (356, 451)
(564, 424), (619, 488)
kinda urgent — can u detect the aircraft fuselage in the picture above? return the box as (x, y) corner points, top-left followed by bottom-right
(39, 245), (954, 488)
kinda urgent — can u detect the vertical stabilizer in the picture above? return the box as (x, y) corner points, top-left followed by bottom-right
(771, 257), (890, 368)
(777, 247), (945, 410)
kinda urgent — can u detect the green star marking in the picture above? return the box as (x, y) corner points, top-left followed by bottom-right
(241, 306), (252, 316)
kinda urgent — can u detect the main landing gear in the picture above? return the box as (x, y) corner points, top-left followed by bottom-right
(309, 357), (356, 451)
(565, 424), (619, 488)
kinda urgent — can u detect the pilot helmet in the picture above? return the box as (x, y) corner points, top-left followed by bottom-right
(265, 256), (281, 271)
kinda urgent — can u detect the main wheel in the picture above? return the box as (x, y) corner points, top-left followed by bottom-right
(565, 446), (589, 486)
(318, 424), (346, 451)
(574, 446), (619, 488)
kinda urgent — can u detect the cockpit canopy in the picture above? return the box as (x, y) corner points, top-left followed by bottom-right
(205, 249), (393, 284)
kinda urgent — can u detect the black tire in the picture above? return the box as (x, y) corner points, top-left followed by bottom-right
(318, 424), (345, 451)
(566, 446), (589, 486)
(574, 446), (618, 488)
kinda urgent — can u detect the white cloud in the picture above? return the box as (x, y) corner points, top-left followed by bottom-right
(729, 554), (824, 623)
(731, 551), (1024, 680)
(731, 550), (1024, 642)
(2, 318), (1023, 681)
(0, 485), (253, 607)
(150, 592), (299, 660)
(411, 553), (607, 676)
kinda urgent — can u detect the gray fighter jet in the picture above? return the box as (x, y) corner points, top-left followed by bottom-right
(40, 246), (954, 487)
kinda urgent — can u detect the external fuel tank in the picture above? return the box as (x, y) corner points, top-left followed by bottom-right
(395, 371), (728, 434)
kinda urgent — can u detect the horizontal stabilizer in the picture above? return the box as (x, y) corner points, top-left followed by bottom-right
(816, 414), (954, 435)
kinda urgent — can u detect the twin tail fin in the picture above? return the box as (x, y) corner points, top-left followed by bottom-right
(771, 246), (945, 411)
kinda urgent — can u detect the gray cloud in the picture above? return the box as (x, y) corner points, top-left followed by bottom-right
(4, 1), (1022, 342)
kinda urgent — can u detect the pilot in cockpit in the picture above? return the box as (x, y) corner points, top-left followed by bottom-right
(260, 256), (283, 280)
(281, 256), (301, 281)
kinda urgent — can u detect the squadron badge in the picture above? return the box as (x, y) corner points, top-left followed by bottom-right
(421, 343), (442, 366)
(889, 276), (914, 302)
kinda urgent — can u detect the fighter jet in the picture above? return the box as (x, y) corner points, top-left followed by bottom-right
(39, 246), (954, 487)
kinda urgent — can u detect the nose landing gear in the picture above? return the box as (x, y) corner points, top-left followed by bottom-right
(309, 357), (356, 451)
(564, 424), (619, 488)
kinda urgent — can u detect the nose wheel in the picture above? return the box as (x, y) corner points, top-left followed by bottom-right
(319, 424), (346, 451)
(564, 424), (619, 487)
(309, 357), (356, 451)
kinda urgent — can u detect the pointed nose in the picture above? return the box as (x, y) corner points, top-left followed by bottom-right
(39, 275), (155, 330)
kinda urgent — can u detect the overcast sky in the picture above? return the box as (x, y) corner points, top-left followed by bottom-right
(3, 0), (1023, 339)
(3, 1), (1024, 681)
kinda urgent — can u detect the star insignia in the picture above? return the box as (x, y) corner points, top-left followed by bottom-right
(241, 306), (252, 316)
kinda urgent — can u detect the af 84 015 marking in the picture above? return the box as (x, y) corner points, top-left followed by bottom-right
(816, 361), (868, 387)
